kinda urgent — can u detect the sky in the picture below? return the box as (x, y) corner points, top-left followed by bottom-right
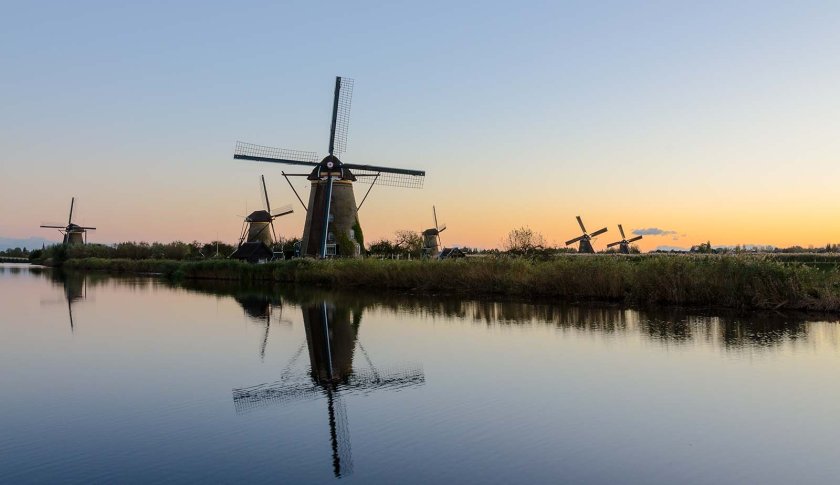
(1, 0), (840, 251)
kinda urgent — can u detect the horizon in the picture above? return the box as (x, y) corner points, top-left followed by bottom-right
(2, 1), (840, 251)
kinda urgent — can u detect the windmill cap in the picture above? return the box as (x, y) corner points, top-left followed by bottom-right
(246, 210), (273, 222)
(422, 228), (439, 236)
(320, 154), (341, 167)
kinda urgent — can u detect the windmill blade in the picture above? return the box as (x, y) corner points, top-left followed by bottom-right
(433, 206), (439, 231)
(438, 224), (447, 233)
(618, 224), (625, 239)
(40, 225), (66, 229)
(232, 380), (325, 413)
(576, 216), (587, 233)
(272, 204), (294, 218)
(606, 241), (622, 248)
(627, 235), (643, 243)
(270, 220), (278, 244)
(327, 389), (354, 477)
(328, 77), (354, 156)
(68, 197), (75, 225)
(565, 235), (585, 245)
(234, 142), (320, 167)
(78, 227), (96, 231)
(590, 227), (608, 237)
(343, 164), (425, 189)
(261, 175), (271, 212)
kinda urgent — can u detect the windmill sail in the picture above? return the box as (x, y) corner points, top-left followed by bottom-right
(329, 77), (354, 156)
(234, 142), (320, 166)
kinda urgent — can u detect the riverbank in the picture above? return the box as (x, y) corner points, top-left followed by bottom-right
(56, 255), (840, 312)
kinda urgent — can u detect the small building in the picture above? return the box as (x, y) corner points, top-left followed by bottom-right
(230, 241), (274, 264)
(438, 247), (466, 260)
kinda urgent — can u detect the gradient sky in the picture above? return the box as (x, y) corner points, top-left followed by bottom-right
(2, 1), (840, 251)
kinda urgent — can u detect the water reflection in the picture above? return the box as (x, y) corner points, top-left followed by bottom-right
(130, 276), (839, 353)
(36, 270), (87, 332)
(232, 300), (425, 478)
(3, 266), (840, 483)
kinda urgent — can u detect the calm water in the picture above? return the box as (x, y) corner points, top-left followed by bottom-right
(1, 264), (839, 484)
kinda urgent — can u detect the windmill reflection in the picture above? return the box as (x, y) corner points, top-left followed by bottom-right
(233, 293), (291, 360)
(232, 301), (425, 478)
(40, 271), (86, 332)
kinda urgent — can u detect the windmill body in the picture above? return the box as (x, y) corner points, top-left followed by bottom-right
(607, 224), (643, 254)
(565, 216), (607, 254)
(300, 172), (361, 258)
(243, 211), (274, 247)
(233, 77), (425, 259)
(40, 197), (96, 245)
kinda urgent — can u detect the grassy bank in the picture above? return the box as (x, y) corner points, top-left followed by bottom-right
(59, 255), (840, 312)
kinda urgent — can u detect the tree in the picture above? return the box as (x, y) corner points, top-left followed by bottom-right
(503, 226), (546, 254)
(367, 239), (397, 256)
(393, 230), (424, 258)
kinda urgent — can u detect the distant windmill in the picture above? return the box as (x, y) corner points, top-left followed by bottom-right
(422, 206), (447, 258)
(565, 216), (607, 254)
(233, 76), (426, 258)
(606, 224), (643, 254)
(233, 301), (425, 478)
(40, 197), (96, 245)
(230, 175), (293, 263)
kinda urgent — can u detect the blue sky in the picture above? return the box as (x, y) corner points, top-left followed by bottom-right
(2, 1), (840, 249)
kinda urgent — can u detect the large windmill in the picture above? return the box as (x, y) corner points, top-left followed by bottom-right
(230, 175), (293, 263)
(40, 197), (96, 245)
(421, 206), (447, 258)
(232, 301), (425, 478)
(233, 76), (426, 258)
(565, 216), (607, 254)
(606, 224), (643, 254)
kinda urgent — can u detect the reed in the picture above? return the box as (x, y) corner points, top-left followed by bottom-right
(59, 254), (840, 312)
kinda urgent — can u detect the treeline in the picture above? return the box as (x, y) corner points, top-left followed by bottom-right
(0, 247), (31, 258)
(34, 241), (238, 263)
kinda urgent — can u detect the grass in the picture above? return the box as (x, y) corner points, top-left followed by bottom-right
(58, 254), (840, 312)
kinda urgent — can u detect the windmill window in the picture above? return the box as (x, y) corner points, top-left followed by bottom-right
(327, 232), (335, 243)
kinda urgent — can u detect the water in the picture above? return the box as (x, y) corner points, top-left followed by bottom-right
(1, 264), (839, 484)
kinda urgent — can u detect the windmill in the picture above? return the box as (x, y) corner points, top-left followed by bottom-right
(230, 175), (293, 263)
(606, 224), (643, 254)
(565, 216), (607, 254)
(233, 76), (426, 258)
(232, 301), (425, 478)
(422, 206), (447, 258)
(40, 197), (96, 245)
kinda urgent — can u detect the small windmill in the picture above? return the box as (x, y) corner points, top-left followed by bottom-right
(422, 206), (447, 258)
(233, 301), (425, 478)
(234, 76), (425, 258)
(606, 224), (643, 254)
(40, 197), (96, 245)
(565, 216), (607, 254)
(230, 175), (293, 263)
